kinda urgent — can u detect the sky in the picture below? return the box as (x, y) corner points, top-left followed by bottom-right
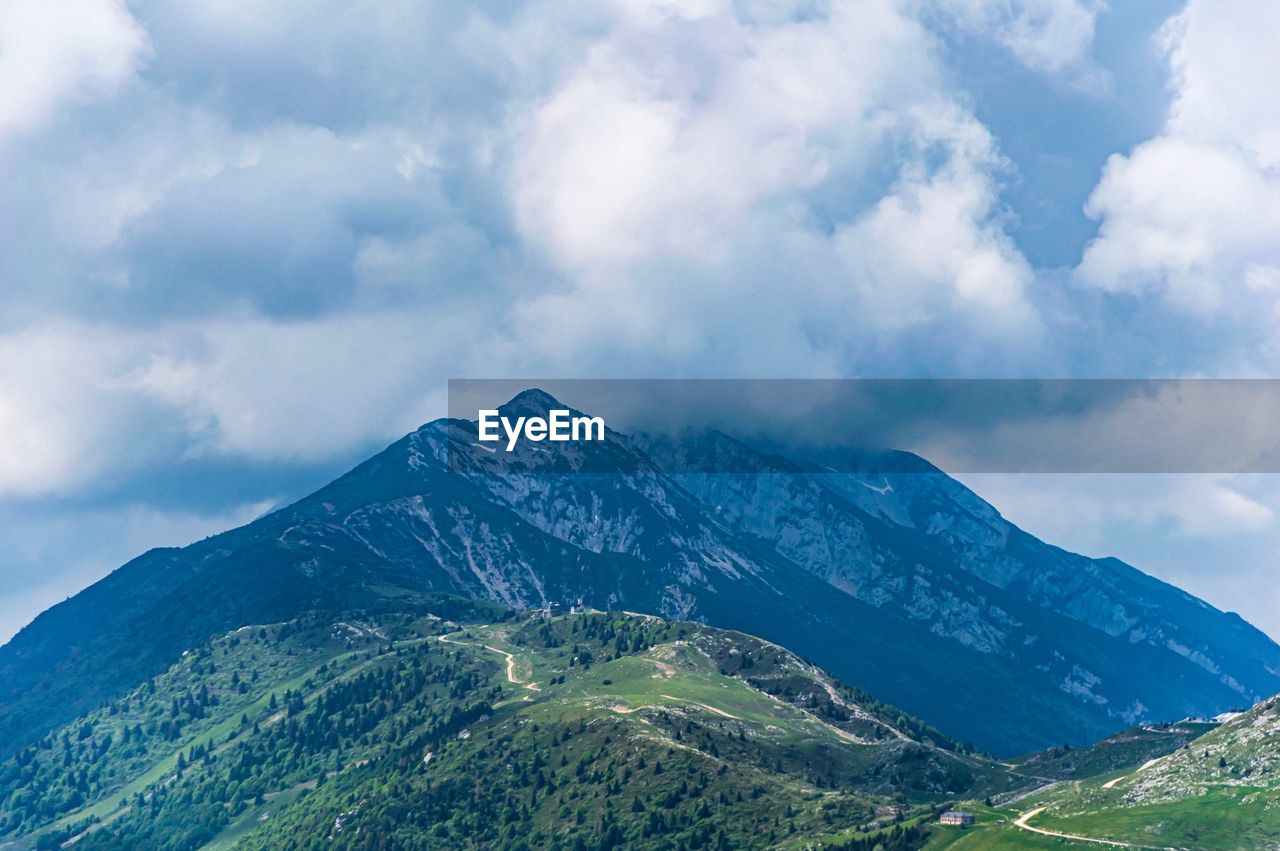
(2, 0), (1280, 642)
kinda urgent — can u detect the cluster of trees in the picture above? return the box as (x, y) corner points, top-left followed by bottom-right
(241, 711), (881, 850)
(0, 609), (478, 838)
(513, 613), (685, 662)
(827, 822), (930, 850)
(67, 635), (498, 849)
(0, 633), (281, 835)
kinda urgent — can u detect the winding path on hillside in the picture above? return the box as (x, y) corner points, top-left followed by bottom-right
(438, 630), (541, 692)
(660, 694), (739, 720)
(1102, 756), (1165, 790)
(1013, 806), (1159, 848)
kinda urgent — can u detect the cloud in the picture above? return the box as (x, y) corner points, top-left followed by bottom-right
(506, 0), (1038, 372)
(1161, 3), (1280, 167)
(962, 474), (1277, 542)
(1077, 2), (1280, 319)
(957, 472), (1280, 635)
(930, 0), (1106, 75)
(118, 125), (445, 319)
(0, 498), (275, 642)
(1178, 482), (1274, 536)
(127, 312), (470, 459)
(832, 105), (1037, 334)
(512, 0), (901, 276)
(0, 0), (1045, 497)
(129, 0), (540, 131)
(0, 310), (485, 498)
(0, 324), (184, 497)
(1080, 139), (1280, 313)
(0, 0), (149, 138)
(7, 0), (1276, 638)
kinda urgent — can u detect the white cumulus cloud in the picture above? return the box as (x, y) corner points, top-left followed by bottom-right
(1077, 1), (1280, 322)
(0, 0), (149, 138)
(930, 0), (1106, 75)
(507, 0), (1038, 372)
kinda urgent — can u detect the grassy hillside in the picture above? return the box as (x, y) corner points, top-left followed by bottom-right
(1007, 720), (1217, 782)
(0, 602), (1036, 850)
(923, 697), (1279, 849)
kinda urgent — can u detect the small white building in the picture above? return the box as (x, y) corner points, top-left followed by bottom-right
(939, 811), (975, 826)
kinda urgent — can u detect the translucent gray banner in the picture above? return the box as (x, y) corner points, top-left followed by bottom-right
(445, 379), (1280, 474)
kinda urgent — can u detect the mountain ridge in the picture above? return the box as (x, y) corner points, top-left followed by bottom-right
(0, 605), (1021, 849)
(1, 389), (1275, 758)
(964, 689), (1280, 848)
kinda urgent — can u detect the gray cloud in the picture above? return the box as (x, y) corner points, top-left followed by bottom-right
(448, 378), (1280, 475)
(3, 0), (1280, 640)
(118, 126), (439, 318)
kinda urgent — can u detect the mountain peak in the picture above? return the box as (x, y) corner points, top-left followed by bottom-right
(495, 387), (584, 421)
(5, 394), (1279, 762)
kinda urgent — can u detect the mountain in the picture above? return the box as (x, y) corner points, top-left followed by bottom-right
(0, 605), (1030, 850)
(644, 428), (1280, 696)
(636, 428), (1280, 740)
(1, 389), (1277, 758)
(1005, 718), (1217, 783)
(961, 692), (1280, 849)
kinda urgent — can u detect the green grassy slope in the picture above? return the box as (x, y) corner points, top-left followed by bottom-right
(936, 697), (1280, 850)
(1007, 720), (1218, 782)
(0, 604), (1035, 850)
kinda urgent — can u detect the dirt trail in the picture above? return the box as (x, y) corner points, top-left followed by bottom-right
(1013, 806), (1148, 848)
(660, 694), (739, 720)
(1102, 756), (1164, 790)
(487, 643), (541, 691)
(438, 633), (541, 692)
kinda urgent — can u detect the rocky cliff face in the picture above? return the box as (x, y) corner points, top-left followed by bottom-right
(639, 429), (1280, 707)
